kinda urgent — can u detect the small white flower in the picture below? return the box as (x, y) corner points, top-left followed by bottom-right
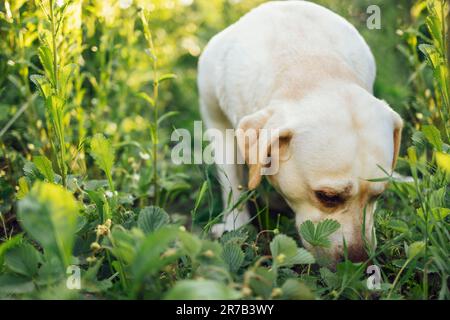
(105, 191), (113, 198)
(139, 152), (150, 160)
(119, 0), (133, 9)
(56, 0), (65, 7)
(180, 0), (193, 6)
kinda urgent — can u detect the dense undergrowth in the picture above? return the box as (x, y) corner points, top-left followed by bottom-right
(0, 0), (448, 300)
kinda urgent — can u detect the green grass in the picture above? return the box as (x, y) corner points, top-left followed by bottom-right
(0, 0), (448, 300)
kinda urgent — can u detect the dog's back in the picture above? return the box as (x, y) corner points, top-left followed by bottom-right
(198, 1), (376, 126)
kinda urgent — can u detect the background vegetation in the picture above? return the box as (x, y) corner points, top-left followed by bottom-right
(0, 0), (448, 299)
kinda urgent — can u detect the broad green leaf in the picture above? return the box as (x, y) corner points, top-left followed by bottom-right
(23, 161), (43, 181)
(164, 280), (241, 300)
(281, 279), (315, 300)
(109, 226), (142, 265)
(137, 92), (155, 107)
(387, 219), (409, 233)
(422, 125), (442, 151)
(45, 95), (65, 124)
(270, 234), (298, 259)
(16, 177), (29, 200)
(59, 63), (76, 96)
(222, 242), (244, 272)
(0, 274), (35, 295)
(178, 231), (202, 259)
(319, 267), (340, 289)
(38, 46), (54, 85)
(0, 234), (23, 268)
(158, 73), (176, 83)
(157, 111), (179, 125)
(270, 234), (314, 267)
(130, 226), (180, 285)
(418, 44), (440, 69)
(286, 248), (315, 265)
(197, 240), (225, 265)
(137, 206), (169, 234)
(5, 242), (41, 277)
(436, 152), (450, 173)
(30, 74), (51, 98)
(90, 134), (115, 190)
(33, 155), (55, 182)
(85, 190), (105, 222)
(407, 241), (425, 259)
(17, 182), (79, 268)
(417, 207), (449, 222)
(249, 267), (276, 298)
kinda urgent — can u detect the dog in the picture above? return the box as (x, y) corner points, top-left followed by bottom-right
(197, 1), (402, 263)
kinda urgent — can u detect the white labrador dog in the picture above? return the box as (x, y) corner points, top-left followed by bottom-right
(198, 1), (402, 262)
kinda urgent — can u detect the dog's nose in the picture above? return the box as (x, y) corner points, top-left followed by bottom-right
(347, 244), (368, 262)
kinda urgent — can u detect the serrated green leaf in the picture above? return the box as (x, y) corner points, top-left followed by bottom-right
(319, 267), (340, 289)
(5, 242), (41, 278)
(137, 206), (170, 234)
(316, 219), (341, 238)
(299, 219), (341, 248)
(222, 242), (244, 272)
(299, 220), (316, 245)
(220, 229), (248, 245)
(0, 234), (23, 268)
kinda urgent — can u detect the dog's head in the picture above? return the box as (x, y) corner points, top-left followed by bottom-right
(237, 84), (402, 264)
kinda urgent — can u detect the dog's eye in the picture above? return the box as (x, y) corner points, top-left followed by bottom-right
(315, 191), (344, 207)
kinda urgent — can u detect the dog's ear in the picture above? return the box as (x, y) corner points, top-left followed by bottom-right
(380, 101), (403, 171)
(391, 111), (403, 170)
(236, 108), (293, 190)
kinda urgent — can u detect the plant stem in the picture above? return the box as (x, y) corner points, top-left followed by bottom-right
(49, 0), (67, 187)
(387, 258), (411, 299)
(152, 61), (159, 205)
